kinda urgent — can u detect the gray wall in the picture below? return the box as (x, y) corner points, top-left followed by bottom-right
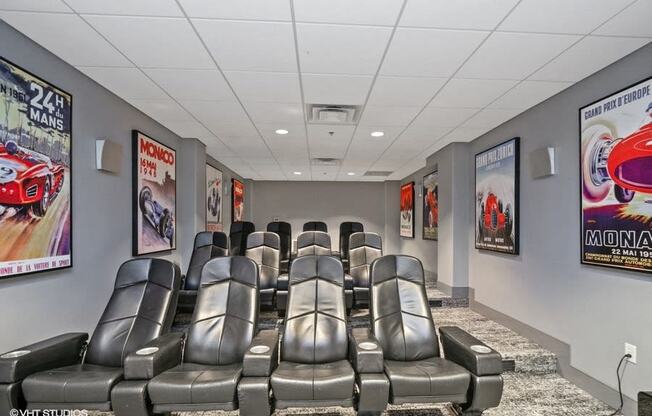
(414, 43), (652, 409)
(250, 181), (395, 253)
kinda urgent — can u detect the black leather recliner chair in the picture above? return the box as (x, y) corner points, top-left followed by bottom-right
(302, 220), (327, 232)
(251, 255), (388, 415)
(111, 256), (279, 416)
(177, 231), (229, 312)
(365, 255), (504, 415)
(229, 221), (255, 256)
(349, 232), (382, 308)
(339, 221), (363, 271)
(245, 231), (280, 309)
(0, 259), (181, 414)
(266, 221), (291, 273)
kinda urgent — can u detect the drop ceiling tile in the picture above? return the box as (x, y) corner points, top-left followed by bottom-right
(307, 124), (354, 158)
(293, 0), (403, 25)
(0, 12), (130, 67)
(178, 0), (291, 21)
(225, 71), (301, 103)
(65, 0), (182, 16)
(193, 20), (296, 72)
(302, 74), (373, 105)
(499, 0), (631, 34)
(367, 76), (446, 107)
(255, 123), (306, 141)
(461, 108), (522, 129)
(400, 0), (518, 30)
(181, 99), (250, 125)
(296, 23), (392, 75)
(456, 32), (580, 80)
(128, 99), (193, 121)
(399, 126), (451, 144)
(412, 107), (480, 128)
(354, 125), (406, 141)
(592, 0), (652, 37)
(84, 15), (214, 69)
(243, 102), (304, 124)
(203, 138), (237, 158)
(0, 0), (70, 12)
(443, 126), (490, 142)
(530, 36), (650, 82)
(489, 80), (572, 109)
(77, 67), (166, 100)
(346, 138), (391, 161)
(430, 78), (518, 108)
(144, 68), (234, 101)
(381, 28), (488, 77)
(358, 106), (421, 126)
(163, 120), (212, 138)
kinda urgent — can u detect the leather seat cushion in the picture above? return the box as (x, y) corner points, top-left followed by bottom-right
(271, 360), (354, 402)
(385, 357), (470, 399)
(23, 364), (123, 404)
(148, 363), (241, 405)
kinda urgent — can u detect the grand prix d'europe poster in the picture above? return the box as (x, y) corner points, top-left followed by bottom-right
(581, 77), (652, 273)
(0, 57), (72, 278)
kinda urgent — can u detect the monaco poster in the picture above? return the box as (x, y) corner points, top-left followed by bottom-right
(206, 164), (223, 231)
(581, 77), (652, 273)
(0, 57), (72, 278)
(475, 137), (519, 254)
(132, 130), (176, 255)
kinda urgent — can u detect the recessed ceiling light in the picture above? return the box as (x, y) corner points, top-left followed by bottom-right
(275, 129), (289, 135)
(347, 172), (355, 176)
(293, 171), (302, 175)
(370, 131), (384, 137)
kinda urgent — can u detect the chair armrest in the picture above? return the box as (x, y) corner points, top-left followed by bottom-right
(277, 274), (289, 291)
(439, 326), (502, 376)
(344, 274), (354, 290)
(124, 332), (185, 380)
(243, 330), (279, 377)
(349, 328), (383, 373)
(0, 332), (88, 383)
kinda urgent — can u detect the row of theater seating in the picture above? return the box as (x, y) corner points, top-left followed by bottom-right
(179, 227), (381, 315)
(0, 255), (504, 415)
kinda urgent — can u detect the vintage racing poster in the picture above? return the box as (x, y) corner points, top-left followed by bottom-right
(206, 164), (223, 231)
(400, 182), (414, 238)
(232, 178), (244, 223)
(423, 171), (438, 240)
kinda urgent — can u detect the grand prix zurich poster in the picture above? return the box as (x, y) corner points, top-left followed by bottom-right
(0, 57), (72, 278)
(132, 130), (176, 255)
(580, 77), (652, 273)
(475, 137), (519, 255)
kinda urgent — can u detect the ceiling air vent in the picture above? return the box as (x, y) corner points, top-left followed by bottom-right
(364, 170), (393, 177)
(306, 104), (360, 124)
(311, 157), (341, 166)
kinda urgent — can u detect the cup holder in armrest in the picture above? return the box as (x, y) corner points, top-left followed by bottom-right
(250, 345), (270, 354)
(136, 347), (159, 356)
(470, 345), (492, 354)
(359, 342), (377, 351)
(1, 350), (30, 359)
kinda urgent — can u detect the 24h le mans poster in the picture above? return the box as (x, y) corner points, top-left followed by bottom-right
(581, 77), (652, 273)
(0, 57), (72, 278)
(133, 130), (176, 255)
(206, 164), (223, 231)
(475, 137), (519, 255)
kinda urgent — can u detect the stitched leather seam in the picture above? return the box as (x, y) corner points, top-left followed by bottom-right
(216, 273), (232, 365)
(119, 276), (149, 365)
(188, 370), (204, 404)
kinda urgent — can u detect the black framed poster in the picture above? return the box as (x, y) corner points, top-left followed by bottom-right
(400, 181), (415, 238)
(422, 171), (438, 241)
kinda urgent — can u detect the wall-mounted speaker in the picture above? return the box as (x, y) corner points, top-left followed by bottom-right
(529, 147), (556, 179)
(96, 139), (122, 174)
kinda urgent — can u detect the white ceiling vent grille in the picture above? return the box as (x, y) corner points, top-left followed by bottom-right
(311, 157), (341, 166)
(364, 170), (393, 177)
(306, 104), (360, 124)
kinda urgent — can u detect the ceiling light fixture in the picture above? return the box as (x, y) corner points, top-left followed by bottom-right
(293, 171), (302, 175)
(275, 129), (289, 135)
(347, 172), (355, 176)
(370, 131), (384, 137)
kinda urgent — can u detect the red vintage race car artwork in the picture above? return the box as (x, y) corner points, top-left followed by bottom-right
(0, 140), (64, 218)
(583, 102), (652, 203)
(479, 192), (513, 236)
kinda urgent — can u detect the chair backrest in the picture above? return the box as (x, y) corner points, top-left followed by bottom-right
(339, 221), (363, 260)
(229, 221), (255, 256)
(302, 221), (328, 232)
(85, 259), (181, 367)
(296, 231), (331, 257)
(246, 231), (280, 290)
(184, 257), (259, 366)
(348, 232), (382, 287)
(184, 231), (229, 290)
(369, 255), (439, 361)
(266, 221), (291, 262)
(282, 256), (347, 364)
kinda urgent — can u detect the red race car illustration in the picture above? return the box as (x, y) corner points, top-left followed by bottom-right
(425, 187), (438, 228)
(479, 192), (513, 235)
(0, 140), (64, 217)
(583, 102), (652, 203)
